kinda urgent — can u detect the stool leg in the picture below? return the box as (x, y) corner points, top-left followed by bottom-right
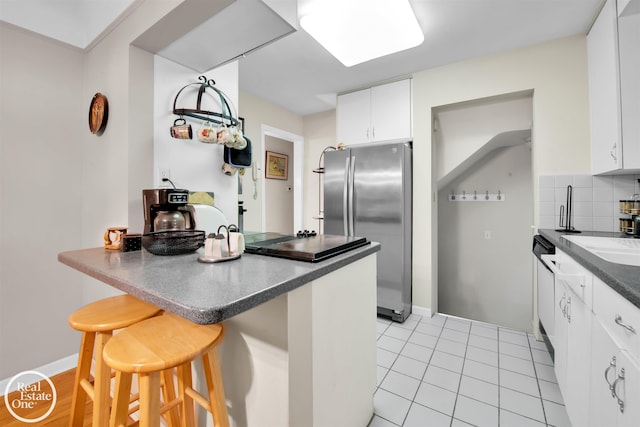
(69, 331), (96, 427)
(139, 372), (161, 427)
(202, 350), (230, 427)
(161, 368), (180, 427)
(177, 363), (195, 427)
(110, 371), (132, 427)
(93, 331), (113, 427)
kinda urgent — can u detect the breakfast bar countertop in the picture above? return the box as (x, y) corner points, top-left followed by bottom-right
(58, 243), (380, 324)
(539, 229), (640, 309)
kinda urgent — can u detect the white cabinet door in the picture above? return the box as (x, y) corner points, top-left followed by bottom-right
(588, 0), (623, 174)
(564, 286), (592, 427)
(370, 79), (412, 142)
(590, 317), (640, 427)
(554, 280), (569, 392)
(337, 79), (412, 145)
(617, 350), (640, 427)
(590, 316), (622, 427)
(617, 1), (640, 170)
(337, 89), (371, 145)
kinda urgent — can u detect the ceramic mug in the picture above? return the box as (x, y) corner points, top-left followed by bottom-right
(170, 118), (192, 139)
(197, 121), (217, 143)
(104, 227), (127, 250)
(216, 123), (233, 145)
(222, 163), (238, 176)
(227, 126), (247, 149)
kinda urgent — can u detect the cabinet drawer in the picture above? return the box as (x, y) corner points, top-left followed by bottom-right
(556, 249), (593, 309)
(593, 276), (640, 360)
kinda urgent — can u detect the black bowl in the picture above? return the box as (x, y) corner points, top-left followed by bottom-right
(142, 230), (205, 255)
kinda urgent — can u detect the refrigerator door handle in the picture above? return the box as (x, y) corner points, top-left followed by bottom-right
(343, 157), (350, 236)
(348, 156), (356, 236)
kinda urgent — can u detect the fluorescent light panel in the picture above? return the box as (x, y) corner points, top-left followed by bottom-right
(300, 0), (424, 67)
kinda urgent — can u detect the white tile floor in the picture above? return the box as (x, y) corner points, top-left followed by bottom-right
(371, 313), (572, 427)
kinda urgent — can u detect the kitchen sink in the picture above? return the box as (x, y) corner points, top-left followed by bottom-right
(562, 235), (640, 267)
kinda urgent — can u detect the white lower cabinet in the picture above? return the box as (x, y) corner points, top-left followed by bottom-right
(546, 250), (640, 426)
(589, 317), (640, 427)
(554, 279), (592, 427)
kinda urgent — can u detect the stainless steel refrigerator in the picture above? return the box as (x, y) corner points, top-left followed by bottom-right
(324, 141), (412, 322)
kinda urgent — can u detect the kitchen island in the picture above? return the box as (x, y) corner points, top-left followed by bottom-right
(58, 243), (380, 427)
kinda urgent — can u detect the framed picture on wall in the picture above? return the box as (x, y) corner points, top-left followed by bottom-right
(265, 151), (288, 180)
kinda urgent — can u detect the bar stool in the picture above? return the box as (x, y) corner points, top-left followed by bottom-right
(102, 312), (229, 427)
(68, 294), (163, 427)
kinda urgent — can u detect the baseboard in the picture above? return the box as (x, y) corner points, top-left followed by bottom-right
(0, 353), (78, 395)
(412, 305), (433, 318)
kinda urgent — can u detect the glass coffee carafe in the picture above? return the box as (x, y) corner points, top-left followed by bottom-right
(153, 210), (186, 231)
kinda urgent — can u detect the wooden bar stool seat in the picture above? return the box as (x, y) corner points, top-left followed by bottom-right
(102, 313), (229, 427)
(68, 294), (163, 427)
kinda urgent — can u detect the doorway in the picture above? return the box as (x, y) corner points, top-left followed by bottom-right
(434, 93), (534, 332)
(260, 125), (304, 233)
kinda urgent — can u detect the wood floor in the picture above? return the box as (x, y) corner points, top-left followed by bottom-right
(0, 368), (92, 426)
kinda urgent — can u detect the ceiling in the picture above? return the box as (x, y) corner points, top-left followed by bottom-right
(1, 0), (604, 116)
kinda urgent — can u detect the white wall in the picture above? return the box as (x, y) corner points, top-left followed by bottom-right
(237, 91), (304, 232)
(153, 56), (239, 225)
(412, 35), (591, 313)
(302, 110), (337, 234)
(436, 95), (533, 183)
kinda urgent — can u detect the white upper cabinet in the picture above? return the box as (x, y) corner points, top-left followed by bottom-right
(588, 0), (622, 174)
(587, 0), (640, 174)
(617, 0), (640, 171)
(337, 79), (412, 145)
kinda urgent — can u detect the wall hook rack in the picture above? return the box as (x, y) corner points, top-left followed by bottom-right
(448, 189), (505, 202)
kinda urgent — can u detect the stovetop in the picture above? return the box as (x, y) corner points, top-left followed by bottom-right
(244, 231), (369, 262)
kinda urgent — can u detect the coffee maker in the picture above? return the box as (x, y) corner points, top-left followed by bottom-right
(143, 188), (196, 233)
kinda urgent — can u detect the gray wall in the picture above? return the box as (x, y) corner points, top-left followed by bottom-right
(0, 23), (84, 378)
(438, 144), (533, 331)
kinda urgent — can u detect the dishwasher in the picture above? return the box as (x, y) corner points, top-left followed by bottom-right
(533, 234), (556, 359)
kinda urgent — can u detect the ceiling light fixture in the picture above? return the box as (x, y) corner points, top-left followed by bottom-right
(299, 0), (424, 67)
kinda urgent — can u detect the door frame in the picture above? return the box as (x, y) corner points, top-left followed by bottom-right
(260, 124), (304, 232)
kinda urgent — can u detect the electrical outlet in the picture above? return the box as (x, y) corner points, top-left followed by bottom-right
(158, 168), (171, 186)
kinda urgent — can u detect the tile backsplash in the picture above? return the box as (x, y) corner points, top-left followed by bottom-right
(539, 174), (640, 232)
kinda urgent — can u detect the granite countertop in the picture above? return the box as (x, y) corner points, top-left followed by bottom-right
(539, 229), (640, 309)
(58, 243), (380, 324)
